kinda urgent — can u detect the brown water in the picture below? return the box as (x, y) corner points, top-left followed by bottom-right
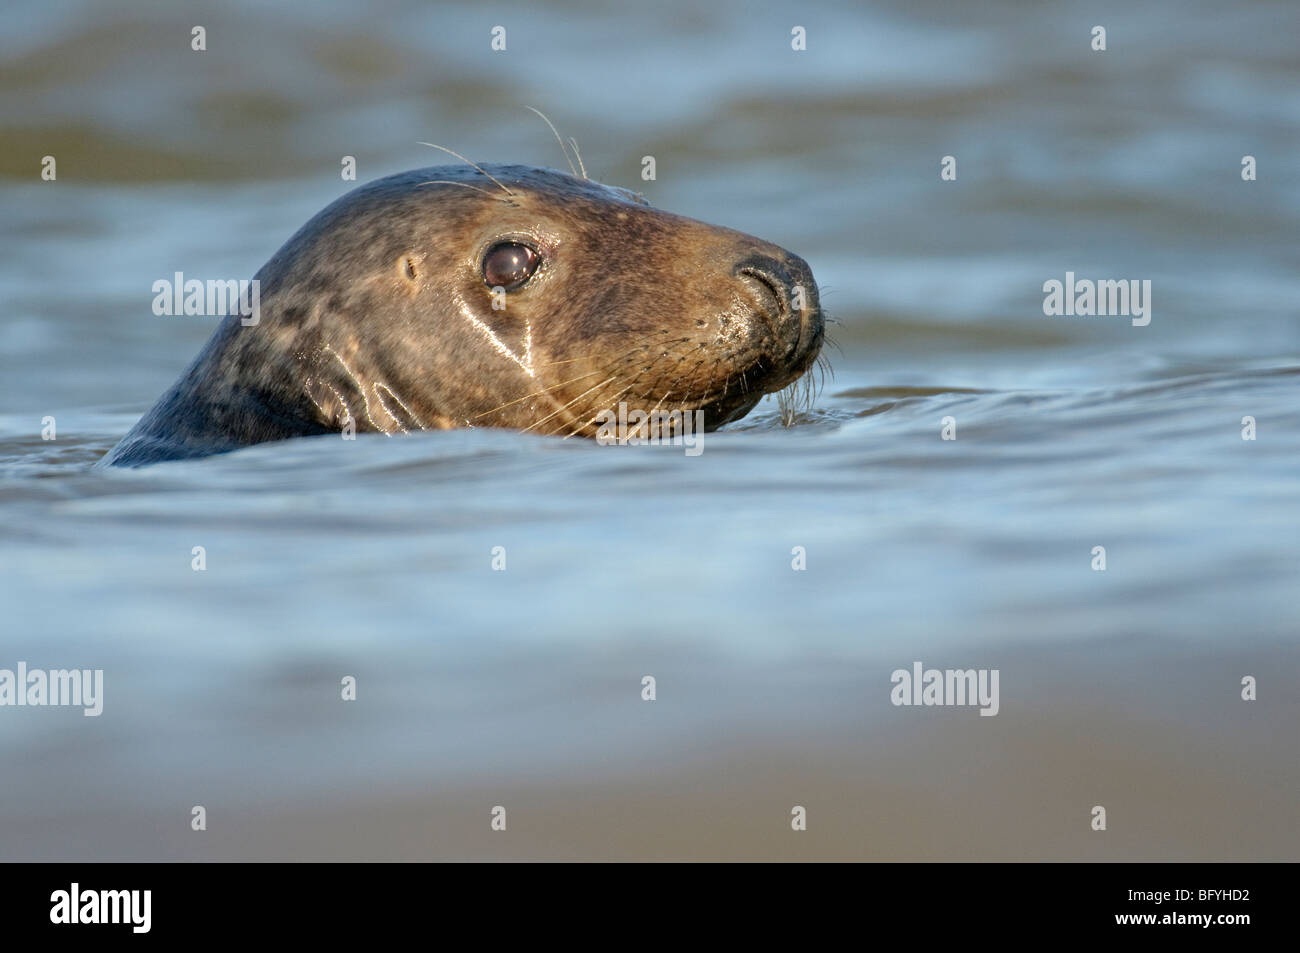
(1, 0), (1298, 860)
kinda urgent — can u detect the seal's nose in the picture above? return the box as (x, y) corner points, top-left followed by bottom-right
(733, 252), (822, 365)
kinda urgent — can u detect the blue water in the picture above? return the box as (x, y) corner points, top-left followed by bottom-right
(1, 0), (1297, 859)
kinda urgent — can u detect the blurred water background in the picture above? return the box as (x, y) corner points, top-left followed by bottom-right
(1, 0), (1297, 859)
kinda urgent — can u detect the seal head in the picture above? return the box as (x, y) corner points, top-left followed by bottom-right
(101, 164), (824, 465)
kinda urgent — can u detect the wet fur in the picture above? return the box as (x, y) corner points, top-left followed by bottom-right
(101, 165), (823, 466)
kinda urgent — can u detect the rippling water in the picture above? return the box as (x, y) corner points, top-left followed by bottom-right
(1, 0), (1298, 860)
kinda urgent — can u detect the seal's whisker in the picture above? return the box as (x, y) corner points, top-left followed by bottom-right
(472, 374), (599, 421)
(560, 383), (633, 439)
(550, 379), (632, 438)
(416, 142), (514, 196)
(417, 179), (510, 202)
(552, 378), (631, 439)
(572, 377), (637, 432)
(469, 369), (603, 420)
(522, 376), (616, 434)
(534, 355), (600, 369)
(523, 107), (578, 178)
(567, 137), (587, 180)
(775, 371), (813, 426)
(816, 351), (835, 385)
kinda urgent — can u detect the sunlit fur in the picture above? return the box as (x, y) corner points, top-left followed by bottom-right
(102, 164), (824, 465)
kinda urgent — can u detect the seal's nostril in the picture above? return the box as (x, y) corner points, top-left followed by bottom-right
(730, 252), (823, 379)
(737, 269), (784, 320)
(734, 255), (807, 364)
(735, 256), (794, 317)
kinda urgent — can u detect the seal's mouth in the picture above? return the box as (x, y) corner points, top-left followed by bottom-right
(552, 300), (824, 438)
(686, 287), (826, 431)
(532, 249), (826, 439)
(549, 344), (825, 439)
(618, 324), (826, 435)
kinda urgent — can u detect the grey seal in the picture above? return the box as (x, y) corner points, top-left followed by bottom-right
(100, 164), (824, 466)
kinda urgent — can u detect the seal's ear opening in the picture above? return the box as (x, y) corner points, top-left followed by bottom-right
(399, 256), (419, 282)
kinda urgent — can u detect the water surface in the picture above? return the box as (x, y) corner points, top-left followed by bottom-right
(1, 0), (1297, 860)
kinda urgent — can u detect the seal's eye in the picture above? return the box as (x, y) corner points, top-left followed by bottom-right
(482, 242), (540, 291)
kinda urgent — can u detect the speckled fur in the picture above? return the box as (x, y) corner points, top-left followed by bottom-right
(100, 165), (823, 466)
